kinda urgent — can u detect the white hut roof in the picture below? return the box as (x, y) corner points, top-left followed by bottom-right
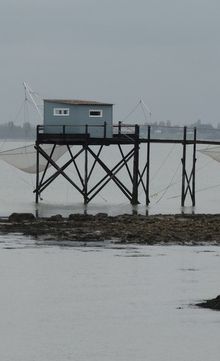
(44, 99), (113, 106)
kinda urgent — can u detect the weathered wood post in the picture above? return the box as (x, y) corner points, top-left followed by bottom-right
(192, 127), (197, 207)
(146, 125), (151, 205)
(35, 126), (40, 204)
(181, 126), (187, 207)
(181, 126), (197, 208)
(131, 125), (140, 205)
(84, 124), (89, 204)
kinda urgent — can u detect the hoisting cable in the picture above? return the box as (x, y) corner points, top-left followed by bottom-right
(139, 99), (152, 122)
(151, 143), (177, 182)
(121, 101), (141, 123)
(151, 161), (181, 206)
(150, 157), (213, 200)
(168, 181), (220, 200)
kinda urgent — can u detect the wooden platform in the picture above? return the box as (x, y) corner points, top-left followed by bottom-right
(34, 124), (220, 208)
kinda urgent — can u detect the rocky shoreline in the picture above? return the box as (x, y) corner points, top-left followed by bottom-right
(0, 212), (220, 245)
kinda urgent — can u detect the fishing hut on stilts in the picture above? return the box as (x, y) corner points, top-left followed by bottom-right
(34, 98), (197, 208)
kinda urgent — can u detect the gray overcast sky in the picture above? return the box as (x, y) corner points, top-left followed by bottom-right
(0, 0), (220, 125)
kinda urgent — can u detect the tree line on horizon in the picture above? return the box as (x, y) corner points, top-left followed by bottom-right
(0, 121), (35, 139)
(1, 119), (220, 140)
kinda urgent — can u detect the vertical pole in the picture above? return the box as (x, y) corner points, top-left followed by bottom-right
(192, 127), (197, 207)
(131, 125), (139, 205)
(118, 121), (122, 135)
(104, 121), (107, 138)
(146, 125), (151, 205)
(84, 145), (88, 204)
(84, 125), (88, 204)
(35, 143), (40, 204)
(181, 126), (187, 207)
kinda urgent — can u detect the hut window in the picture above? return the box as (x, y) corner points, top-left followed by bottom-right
(54, 108), (70, 116)
(89, 110), (103, 117)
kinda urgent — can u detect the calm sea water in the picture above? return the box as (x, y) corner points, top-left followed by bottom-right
(0, 141), (220, 217)
(0, 236), (219, 361)
(0, 141), (220, 361)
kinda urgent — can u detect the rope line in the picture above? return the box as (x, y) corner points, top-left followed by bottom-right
(151, 143), (177, 181)
(153, 162), (181, 205)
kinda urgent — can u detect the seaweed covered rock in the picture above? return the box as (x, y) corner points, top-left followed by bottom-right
(196, 295), (220, 310)
(68, 213), (94, 221)
(49, 214), (63, 222)
(8, 213), (36, 223)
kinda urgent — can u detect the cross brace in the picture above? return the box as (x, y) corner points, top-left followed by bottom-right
(34, 138), (151, 205)
(181, 127), (197, 207)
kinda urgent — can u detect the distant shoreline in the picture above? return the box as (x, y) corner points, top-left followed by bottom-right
(0, 212), (220, 245)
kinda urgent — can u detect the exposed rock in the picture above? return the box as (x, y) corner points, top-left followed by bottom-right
(196, 295), (220, 310)
(49, 214), (63, 222)
(68, 213), (94, 221)
(2, 213), (220, 245)
(8, 213), (35, 223)
(96, 213), (108, 218)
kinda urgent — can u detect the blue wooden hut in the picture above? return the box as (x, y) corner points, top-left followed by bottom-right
(43, 99), (113, 138)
